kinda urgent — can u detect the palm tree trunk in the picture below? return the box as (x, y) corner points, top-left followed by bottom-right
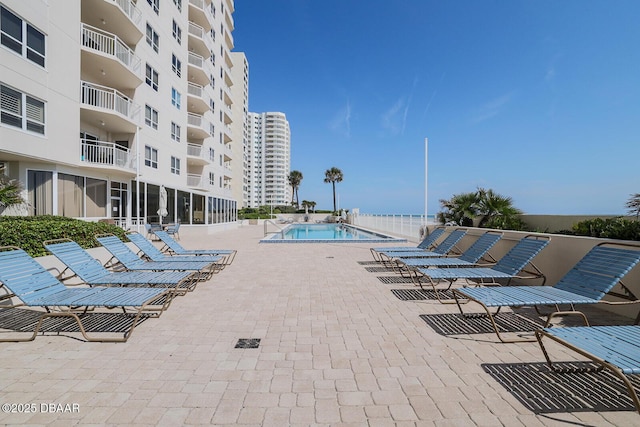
(332, 182), (336, 213)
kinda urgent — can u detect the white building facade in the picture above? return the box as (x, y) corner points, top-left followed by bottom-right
(0, 0), (240, 228)
(246, 112), (291, 208)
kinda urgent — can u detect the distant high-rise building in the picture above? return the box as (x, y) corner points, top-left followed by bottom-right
(247, 112), (291, 208)
(0, 0), (241, 227)
(230, 52), (249, 208)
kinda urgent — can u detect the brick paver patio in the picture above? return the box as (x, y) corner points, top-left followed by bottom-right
(0, 224), (638, 426)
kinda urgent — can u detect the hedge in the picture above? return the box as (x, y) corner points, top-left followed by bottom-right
(0, 216), (128, 257)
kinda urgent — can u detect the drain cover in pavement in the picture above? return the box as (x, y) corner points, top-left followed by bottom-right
(235, 338), (261, 349)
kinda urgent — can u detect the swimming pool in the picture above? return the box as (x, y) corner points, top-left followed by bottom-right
(261, 223), (406, 243)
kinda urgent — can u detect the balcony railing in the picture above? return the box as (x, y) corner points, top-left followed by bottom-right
(80, 81), (138, 120)
(188, 51), (204, 68)
(187, 143), (204, 158)
(81, 24), (141, 76)
(187, 173), (203, 187)
(111, 0), (142, 27)
(80, 139), (134, 170)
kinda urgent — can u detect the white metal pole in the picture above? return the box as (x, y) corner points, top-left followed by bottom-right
(424, 137), (428, 225)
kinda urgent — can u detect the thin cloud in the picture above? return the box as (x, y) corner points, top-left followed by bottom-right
(329, 99), (351, 138)
(470, 91), (515, 124)
(381, 77), (419, 135)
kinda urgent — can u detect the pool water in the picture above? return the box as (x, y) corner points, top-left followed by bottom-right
(261, 223), (406, 243)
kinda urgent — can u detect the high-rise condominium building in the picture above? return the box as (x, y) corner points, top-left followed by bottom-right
(0, 0), (239, 228)
(247, 112), (291, 208)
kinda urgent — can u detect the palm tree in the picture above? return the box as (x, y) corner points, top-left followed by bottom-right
(0, 175), (26, 214)
(476, 187), (523, 229)
(324, 167), (343, 214)
(288, 170), (303, 208)
(626, 193), (640, 220)
(437, 191), (479, 226)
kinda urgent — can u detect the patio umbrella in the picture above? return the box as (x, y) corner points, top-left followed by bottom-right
(157, 185), (168, 226)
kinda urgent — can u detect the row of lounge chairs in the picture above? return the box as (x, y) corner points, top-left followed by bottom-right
(0, 231), (236, 343)
(370, 227), (640, 412)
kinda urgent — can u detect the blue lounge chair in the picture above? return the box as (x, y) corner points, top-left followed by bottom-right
(0, 246), (172, 342)
(370, 227), (446, 262)
(126, 232), (228, 269)
(454, 242), (640, 342)
(44, 239), (198, 295)
(391, 231), (502, 275)
(164, 222), (180, 240)
(95, 234), (221, 281)
(536, 325), (640, 413)
(154, 230), (236, 265)
(376, 229), (468, 266)
(412, 236), (550, 302)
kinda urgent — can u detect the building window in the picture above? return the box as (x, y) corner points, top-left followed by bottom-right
(171, 54), (181, 77)
(144, 145), (158, 168)
(172, 20), (181, 44)
(1, 84), (45, 134)
(209, 147), (215, 161)
(1, 6), (46, 67)
(27, 170), (53, 215)
(171, 122), (181, 142)
(145, 63), (158, 91)
(170, 156), (180, 175)
(171, 88), (181, 109)
(209, 172), (215, 185)
(145, 23), (159, 53)
(147, 0), (159, 15)
(144, 104), (158, 129)
(173, 0), (182, 12)
(210, 51), (215, 65)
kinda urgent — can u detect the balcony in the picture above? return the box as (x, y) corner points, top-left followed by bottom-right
(188, 21), (211, 59)
(187, 113), (210, 140)
(81, 24), (142, 89)
(223, 124), (232, 143)
(79, 138), (135, 173)
(81, 0), (143, 46)
(80, 81), (139, 133)
(187, 52), (209, 87)
(187, 173), (209, 190)
(188, 0), (211, 31)
(186, 143), (210, 166)
(187, 82), (209, 114)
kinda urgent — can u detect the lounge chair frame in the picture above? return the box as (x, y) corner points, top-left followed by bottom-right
(411, 235), (550, 303)
(95, 234), (222, 281)
(153, 230), (236, 266)
(535, 325), (640, 413)
(391, 231), (503, 277)
(453, 242), (640, 343)
(376, 229), (468, 268)
(0, 246), (173, 342)
(370, 226), (446, 262)
(125, 232), (225, 270)
(43, 238), (199, 295)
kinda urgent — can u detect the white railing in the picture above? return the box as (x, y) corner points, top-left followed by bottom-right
(187, 173), (203, 187)
(80, 81), (138, 121)
(188, 21), (204, 39)
(80, 139), (134, 170)
(187, 82), (203, 98)
(188, 51), (204, 68)
(353, 214), (438, 240)
(187, 143), (205, 158)
(81, 24), (141, 77)
(111, 0), (142, 27)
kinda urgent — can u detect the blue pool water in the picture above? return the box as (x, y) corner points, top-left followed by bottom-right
(261, 224), (406, 243)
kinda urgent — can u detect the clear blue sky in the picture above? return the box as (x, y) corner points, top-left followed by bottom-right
(232, 0), (639, 215)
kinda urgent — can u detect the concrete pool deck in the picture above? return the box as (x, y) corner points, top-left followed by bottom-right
(0, 223), (638, 425)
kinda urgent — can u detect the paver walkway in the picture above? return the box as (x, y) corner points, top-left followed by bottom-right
(0, 224), (637, 426)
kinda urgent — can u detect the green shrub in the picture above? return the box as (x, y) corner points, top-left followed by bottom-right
(0, 216), (127, 257)
(562, 217), (640, 241)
